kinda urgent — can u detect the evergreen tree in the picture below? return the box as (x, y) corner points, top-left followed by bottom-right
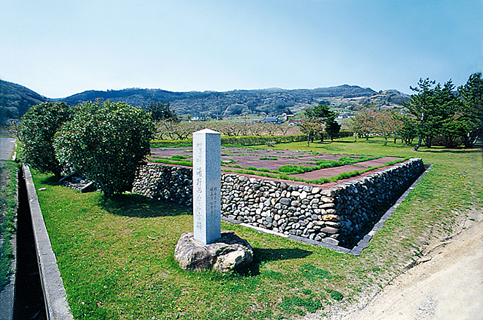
(143, 100), (178, 122)
(304, 103), (339, 142)
(458, 72), (483, 148)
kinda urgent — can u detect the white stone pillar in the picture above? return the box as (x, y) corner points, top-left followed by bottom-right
(192, 129), (221, 244)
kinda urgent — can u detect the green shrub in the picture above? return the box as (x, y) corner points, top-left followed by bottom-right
(150, 139), (193, 148)
(278, 164), (301, 174)
(279, 295), (323, 316)
(54, 101), (155, 197)
(278, 155), (380, 175)
(221, 134), (306, 146)
(315, 159), (339, 168)
(171, 155), (188, 160)
(151, 134), (307, 148)
(325, 289), (344, 301)
(19, 102), (73, 178)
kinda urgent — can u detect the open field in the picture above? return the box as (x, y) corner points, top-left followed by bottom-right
(33, 137), (483, 319)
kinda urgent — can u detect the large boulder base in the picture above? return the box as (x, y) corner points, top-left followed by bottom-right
(174, 231), (253, 272)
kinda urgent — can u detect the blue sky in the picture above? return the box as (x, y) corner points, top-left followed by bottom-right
(1, 0), (482, 98)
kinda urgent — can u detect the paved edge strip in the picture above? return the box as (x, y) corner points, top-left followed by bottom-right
(222, 164), (434, 256)
(23, 165), (74, 320)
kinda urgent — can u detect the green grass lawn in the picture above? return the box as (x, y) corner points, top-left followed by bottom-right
(33, 137), (483, 319)
(0, 160), (19, 291)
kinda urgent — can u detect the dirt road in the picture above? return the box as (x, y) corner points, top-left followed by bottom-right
(328, 213), (483, 320)
(0, 138), (15, 160)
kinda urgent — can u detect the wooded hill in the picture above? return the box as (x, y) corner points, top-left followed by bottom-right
(0, 79), (409, 119)
(0, 80), (48, 122)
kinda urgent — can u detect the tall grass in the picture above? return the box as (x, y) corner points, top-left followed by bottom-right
(0, 161), (19, 290)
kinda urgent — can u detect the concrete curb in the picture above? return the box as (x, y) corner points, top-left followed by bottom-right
(23, 165), (74, 320)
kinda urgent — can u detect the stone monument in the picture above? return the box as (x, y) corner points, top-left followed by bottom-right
(192, 128), (221, 244)
(174, 129), (253, 272)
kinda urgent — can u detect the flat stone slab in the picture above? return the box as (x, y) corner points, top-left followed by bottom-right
(59, 173), (97, 193)
(151, 146), (367, 172)
(291, 165), (365, 180)
(150, 146), (404, 184)
(353, 156), (402, 167)
(174, 231), (253, 273)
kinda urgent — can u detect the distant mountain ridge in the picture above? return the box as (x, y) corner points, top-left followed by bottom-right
(0, 79), (409, 119)
(61, 84), (409, 117)
(0, 80), (48, 121)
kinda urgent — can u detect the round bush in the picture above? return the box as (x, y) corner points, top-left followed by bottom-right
(54, 101), (155, 197)
(20, 102), (73, 178)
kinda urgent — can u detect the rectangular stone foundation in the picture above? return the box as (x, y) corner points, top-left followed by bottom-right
(133, 158), (425, 248)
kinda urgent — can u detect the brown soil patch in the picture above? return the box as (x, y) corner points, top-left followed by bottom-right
(353, 156), (403, 167)
(151, 146), (367, 172)
(150, 146), (404, 184)
(291, 165), (364, 180)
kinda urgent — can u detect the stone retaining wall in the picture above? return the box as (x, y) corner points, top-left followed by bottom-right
(133, 165), (193, 207)
(133, 158), (425, 247)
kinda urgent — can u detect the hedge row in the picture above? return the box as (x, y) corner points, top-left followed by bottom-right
(151, 134), (307, 148)
(221, 134), (307, 146)
(151, 132), (355, 148)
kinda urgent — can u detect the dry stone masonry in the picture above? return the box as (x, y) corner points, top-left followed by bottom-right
(133, 165), (192, 206)
(133, 158), (425, 248)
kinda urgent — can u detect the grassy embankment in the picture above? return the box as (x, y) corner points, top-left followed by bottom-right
(33, 137), (483, 319)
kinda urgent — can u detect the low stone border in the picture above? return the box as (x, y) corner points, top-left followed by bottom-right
(222, 164), (433, 255)
(134, 158), (425, 247)
(23, 165), (73, 320)
(347, 164), (433, 255)
(221, 216), (351, 254)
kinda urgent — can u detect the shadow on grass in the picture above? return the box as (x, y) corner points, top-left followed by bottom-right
(38, 175), (62, 186)
(239, 247), (312, 276)
(415, 147), (480, 154)
(98, 194), (191, 218)
(36, 173), (191, 218)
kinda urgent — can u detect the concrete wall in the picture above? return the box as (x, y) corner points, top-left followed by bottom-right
(133, 158), (425, 247)
(23, 165), (74, 320)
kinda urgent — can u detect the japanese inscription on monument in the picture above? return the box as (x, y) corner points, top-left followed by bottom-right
(192, 129), (221, 244)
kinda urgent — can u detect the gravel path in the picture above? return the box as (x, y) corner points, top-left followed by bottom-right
(0, 138), (15, 160)
(323, 212), (483, 320)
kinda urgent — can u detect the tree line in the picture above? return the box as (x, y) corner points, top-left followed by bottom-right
(406, 73), (482, 150)
(343, 73), (483, 149)
(16, 72), (482, 197)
